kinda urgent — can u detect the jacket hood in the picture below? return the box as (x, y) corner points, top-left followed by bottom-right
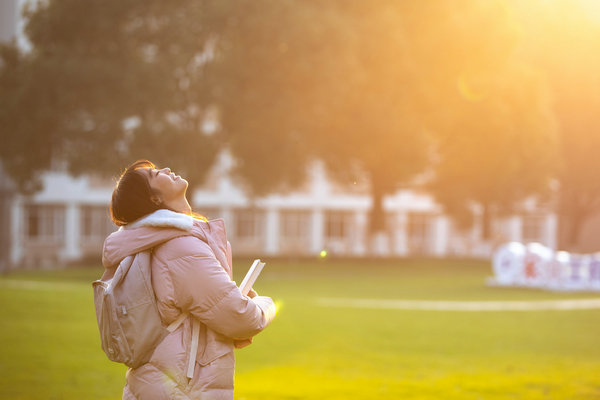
(102, 209), (228, 270)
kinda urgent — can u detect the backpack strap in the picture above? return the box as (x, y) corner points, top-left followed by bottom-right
(166, 312), (188, 333)
(187, 319), (201, 379)
(165, 312), (200, 379)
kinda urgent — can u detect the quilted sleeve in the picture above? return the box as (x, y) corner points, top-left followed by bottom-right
(165, 237), (275, 340)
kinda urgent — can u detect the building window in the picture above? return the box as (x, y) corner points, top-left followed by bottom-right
(81, 205), (116, 241)
(325, 211), (351, 240)
(234, 209), (264, 240)
(281, 210), (310, 240)
(522, 215), (545, 243)
(23, 204), (65, 242)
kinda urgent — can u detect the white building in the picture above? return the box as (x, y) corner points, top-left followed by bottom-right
(8, 153), (557, 268)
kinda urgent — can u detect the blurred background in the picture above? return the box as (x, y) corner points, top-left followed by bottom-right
(2, 0), (600, 269)
(1, 0), (600, 268)
(1, 1), (600, 399)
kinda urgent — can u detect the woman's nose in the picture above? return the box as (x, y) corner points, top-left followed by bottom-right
(160, 167), (171, 174)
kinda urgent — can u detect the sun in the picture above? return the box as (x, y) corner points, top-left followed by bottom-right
(576, 0), (600, 25)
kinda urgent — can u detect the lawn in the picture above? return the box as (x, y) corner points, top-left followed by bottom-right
(1, 258), (599, 399)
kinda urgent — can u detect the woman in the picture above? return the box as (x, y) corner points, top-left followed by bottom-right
(102, 160), (276, 400)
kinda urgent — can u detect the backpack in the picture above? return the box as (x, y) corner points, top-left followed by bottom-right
(92, 250), (186, 369)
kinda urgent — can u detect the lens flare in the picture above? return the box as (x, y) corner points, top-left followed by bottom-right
(273, 300), (283, 316)
(457, 73), (488, 102)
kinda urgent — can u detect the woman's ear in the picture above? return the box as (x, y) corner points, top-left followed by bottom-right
(150, 194), (162, 206)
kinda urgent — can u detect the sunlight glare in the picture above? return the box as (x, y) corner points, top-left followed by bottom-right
(457, 73), (488, 102)
(578, 0), (600, 24)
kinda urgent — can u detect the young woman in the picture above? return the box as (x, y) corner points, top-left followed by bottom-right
(102, 160), (276, 400)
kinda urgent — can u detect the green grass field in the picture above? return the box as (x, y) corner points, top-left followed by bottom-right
(1, 258), (599, 399)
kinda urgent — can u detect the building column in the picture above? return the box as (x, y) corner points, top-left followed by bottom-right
(310, 209), (324, 255)
(265, 208), (280, 255)
(431, 215), (449, 257)
(62, 202), (82, 262)
(394, 212), (408, 256)
(507, 216), (522, 243)
(353, 211), (367, 256)
(545, 213), (558, 250)
(0, 187), (13, 272)
(10, 197), (23, 267)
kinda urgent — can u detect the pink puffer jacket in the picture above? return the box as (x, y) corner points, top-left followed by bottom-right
(102, 210), (276, 400)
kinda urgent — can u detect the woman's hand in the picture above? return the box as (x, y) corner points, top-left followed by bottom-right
(234, 338), (253, 349)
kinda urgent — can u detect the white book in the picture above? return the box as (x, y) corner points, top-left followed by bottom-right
(239, 259), (266, 296)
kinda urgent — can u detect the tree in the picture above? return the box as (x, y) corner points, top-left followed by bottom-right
(0, 0), (226, 194)
(555, 86), (600, 248)
(512, 0), (600, 249)
(2, 0), (560, 251)
(429, 63), (558, 240)
(215, 0), (534, 241)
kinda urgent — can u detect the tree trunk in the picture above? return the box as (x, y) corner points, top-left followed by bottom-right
(563, 211), (585, 250)
(367, 173), (391, 255)
(369, 175), (387, 235)
(558, 188), (594, 251)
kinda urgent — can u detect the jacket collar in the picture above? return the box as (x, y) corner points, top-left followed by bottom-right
(123, 209), (194, 231)
(103, 210), (228, 269)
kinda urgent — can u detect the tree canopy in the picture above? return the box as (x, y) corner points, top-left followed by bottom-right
(512, 0), (600, 248)
(2, 0), (595, 246)
(214, 0), (541, 235)
(0, 0), (226, 192)
(429, 63), (558, 239)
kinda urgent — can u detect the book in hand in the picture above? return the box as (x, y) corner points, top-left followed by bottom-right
(239, 259), (266, 296)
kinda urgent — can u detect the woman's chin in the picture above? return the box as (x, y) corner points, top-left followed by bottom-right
(179, 179), (189, 193)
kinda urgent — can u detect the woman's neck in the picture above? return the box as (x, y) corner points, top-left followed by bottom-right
(164, 197), (192, 215)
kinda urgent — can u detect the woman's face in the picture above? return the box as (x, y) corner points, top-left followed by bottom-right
(142, 167), (188, 204)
